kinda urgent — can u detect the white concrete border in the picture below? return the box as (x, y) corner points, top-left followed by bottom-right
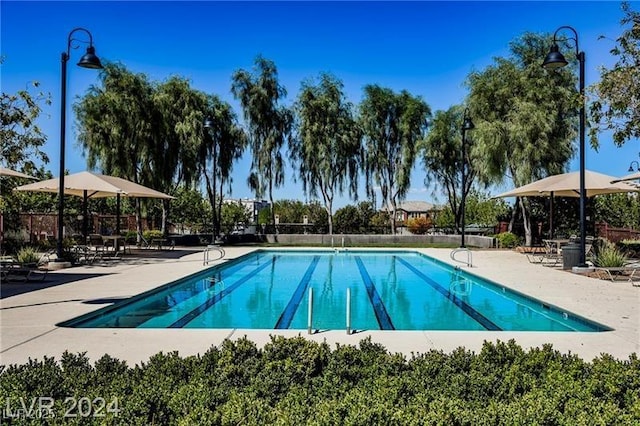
(1, 247), (638, 365)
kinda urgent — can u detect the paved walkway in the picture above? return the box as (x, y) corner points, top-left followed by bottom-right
(1, 247), (638, 366)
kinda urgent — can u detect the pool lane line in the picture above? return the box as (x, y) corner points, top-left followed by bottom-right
(168, 256), (278, 328)
(395, 257), (501, 331)
(274, 255), (321, 329)
(354, 257), (395, 330)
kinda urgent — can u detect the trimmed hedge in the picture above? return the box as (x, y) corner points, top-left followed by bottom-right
(1, 337), (638, 424)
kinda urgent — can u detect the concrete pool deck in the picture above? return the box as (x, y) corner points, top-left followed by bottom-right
(1, 247), (638, 366)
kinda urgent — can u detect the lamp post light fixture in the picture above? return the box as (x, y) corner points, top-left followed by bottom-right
(629, 160), (640, 173)
(203, 116), (218, 244)
(460, 107), (475, 248)
(57, 28), (103, 262)
(542, 25), (587, 267)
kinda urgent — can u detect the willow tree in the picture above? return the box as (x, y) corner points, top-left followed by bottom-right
(198, 95), (246, 240)
(231, 56), (293, 229)
(360, 85), (431, 234)
(292, 73), (361, 236)
(589, 2), (640, 147)
(419, 105), (474, 234)
(75, 63), (158, 237)
(154, 76), (213, 234)
(466, 32), (577, 246)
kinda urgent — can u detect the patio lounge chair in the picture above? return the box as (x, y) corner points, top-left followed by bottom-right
(0, 256), (49, 282)
(527, 239), (562, 266)
(594, 266), (640, 286)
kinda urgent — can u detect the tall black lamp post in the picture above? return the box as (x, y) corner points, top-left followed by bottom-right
(57, 28), (103, 262)
(203, 116), (218, 244)
(460, 107), (475, 248)
(542, 26), (586, 267)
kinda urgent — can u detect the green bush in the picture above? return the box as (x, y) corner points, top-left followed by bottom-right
(125, 230), (138, 243)
(0, 337), (638, 424)
(495, 231), (520, 248)
(15, 246), (40, 264)
(142, 229), (163, 242)
(594, 240), (628, 267)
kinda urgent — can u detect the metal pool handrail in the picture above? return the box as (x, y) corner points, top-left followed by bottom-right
(450, 247), (473, 267)
(203, 245), (225, 265)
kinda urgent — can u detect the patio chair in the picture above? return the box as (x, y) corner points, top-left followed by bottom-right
(87, 234), (107, 260)
(0, 254), (49, 282)
(527, 239), (562, 266)
(594, 266), (640, 286)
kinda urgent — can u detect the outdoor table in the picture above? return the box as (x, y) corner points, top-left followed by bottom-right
(102, 235), (126, 256)
(543, 238), (570, 253)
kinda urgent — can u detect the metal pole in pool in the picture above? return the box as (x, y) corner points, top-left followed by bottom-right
(307, 287), (314, 334)
(346, 288), (351, 335)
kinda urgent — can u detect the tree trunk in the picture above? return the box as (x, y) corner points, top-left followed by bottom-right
(135, 198), (143, 245)
(518, 197), (533, 246)
(390, 200), (397, 235)
(161, 199), (168, 236)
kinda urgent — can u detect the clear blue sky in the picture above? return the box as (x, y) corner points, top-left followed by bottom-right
(2, 1), (637, 209)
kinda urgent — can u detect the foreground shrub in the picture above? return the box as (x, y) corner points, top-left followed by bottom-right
(495, 231), (520, 248)
(594, 240), (628, 267)
(0, 337), (638, 424)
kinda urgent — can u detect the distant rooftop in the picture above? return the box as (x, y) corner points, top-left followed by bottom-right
(390, 201), (439, 212)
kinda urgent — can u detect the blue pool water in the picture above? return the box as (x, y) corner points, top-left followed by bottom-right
(61, 250), (610, 332)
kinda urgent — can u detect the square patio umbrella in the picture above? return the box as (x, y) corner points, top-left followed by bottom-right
(0, 167), (37, 180)
(14, 171), (173, 239)
(611, 171), (640, 183)
(494, 170), (638, 238)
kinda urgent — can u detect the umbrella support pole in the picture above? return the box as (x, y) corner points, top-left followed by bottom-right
(450, 248), (473, 268)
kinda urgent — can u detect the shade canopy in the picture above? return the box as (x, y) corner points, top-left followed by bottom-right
(611, 172), (640, 184)
(0, 167), (37, 180)
(494, 170), (638, 199)
(14, 171), (173, 199)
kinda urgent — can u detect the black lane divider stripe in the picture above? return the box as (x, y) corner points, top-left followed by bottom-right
(169, 257), (277, 328)
(395, 256), (501, 331)
(274, 255), (321, 329)
(354, 257), (395, 330)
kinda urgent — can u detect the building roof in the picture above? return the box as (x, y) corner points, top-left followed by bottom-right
(384, 200), (439, 212)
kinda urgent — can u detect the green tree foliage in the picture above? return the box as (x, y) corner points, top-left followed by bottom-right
(332, 201), (379, 234)
(75, 63), (159, 238)
(199, 95), (247, 240)
(272, 199), (307, 223)
(360, 85), (431, 234)
(593, 193), (640, 229)
(420, 105), (474, 234)
(307, 200), (329, 234)
(467, 32), (577, 246)
(465, 190), (511, 227)
(1, 337), (638, 424)
(333, 205), (360, 234)
(169, 186), (208, 234)
(292, 73), (362, 235)
(369, 211), (391, 233)
(220, 201), (252, 235)
(589, 2), (640, 147)
(1, 78), (50, 172)
(231, 56), (293, 228)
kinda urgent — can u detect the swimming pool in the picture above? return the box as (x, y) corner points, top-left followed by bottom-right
(61, 250), (610, 332)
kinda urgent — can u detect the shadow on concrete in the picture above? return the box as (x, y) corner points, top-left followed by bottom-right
(0, 272), (112, 300)
(123, 248), (202, 261)
(83, 297), (130, 305)
(0, 248), (203, 300)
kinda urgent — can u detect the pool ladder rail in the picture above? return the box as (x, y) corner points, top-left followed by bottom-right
(307, 287), (353, 335)
(450, 247), (473, 267)
(203, 245), (226, 265)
